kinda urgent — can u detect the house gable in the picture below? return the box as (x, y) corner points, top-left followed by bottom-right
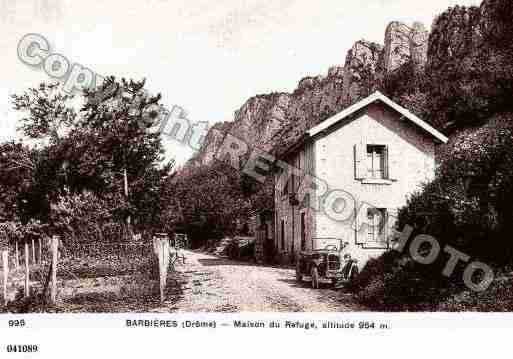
(307, 91), (448, 144)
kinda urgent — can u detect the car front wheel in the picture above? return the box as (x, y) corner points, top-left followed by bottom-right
(311, 266), (319, 289)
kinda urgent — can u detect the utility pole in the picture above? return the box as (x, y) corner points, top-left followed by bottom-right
(123, 164), (133, 241)
(124, 167), (131, 227)
(120, 138), (132, 230)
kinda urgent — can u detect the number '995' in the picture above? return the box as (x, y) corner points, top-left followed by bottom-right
(6, 345), (38, 353)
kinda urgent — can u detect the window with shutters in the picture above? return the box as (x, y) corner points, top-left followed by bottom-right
(366, 145), (387, 179)
(367, 208), (387, 243)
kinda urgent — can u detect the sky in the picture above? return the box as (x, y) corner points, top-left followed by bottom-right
(0, 0), (481, 164)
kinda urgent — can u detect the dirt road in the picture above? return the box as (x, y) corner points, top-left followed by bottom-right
(155, 250), (361, 312)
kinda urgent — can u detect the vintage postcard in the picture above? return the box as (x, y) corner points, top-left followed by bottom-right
(0, 0), (512, 357)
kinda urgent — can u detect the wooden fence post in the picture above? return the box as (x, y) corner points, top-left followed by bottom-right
(155, 237), (170, 303)
(38, 238), (42, 264)
(31, 239), (35, 265)
(24, 242), (30, 298)
(161, 238), (170, 303)
(15, 242), (19, 268)
(2, 250), (8, 306)
(50, 236), (59, 305)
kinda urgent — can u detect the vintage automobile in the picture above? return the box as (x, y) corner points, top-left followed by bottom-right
(295, 241), (359, 289)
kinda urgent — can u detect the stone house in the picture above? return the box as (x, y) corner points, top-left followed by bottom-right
(273, 91), (448, 267)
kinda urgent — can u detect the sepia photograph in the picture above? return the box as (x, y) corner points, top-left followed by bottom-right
(0, 0), (513, 356)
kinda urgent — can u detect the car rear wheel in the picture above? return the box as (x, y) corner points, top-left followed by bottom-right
(311, 266), (319, 289)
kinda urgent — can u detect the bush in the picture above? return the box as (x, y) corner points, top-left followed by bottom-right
(437, 273), (513, 312)
(0, 220), (47, 251)
(353, 254), (388, 309)
(354, 251), (457, 311)
(44, 191), (137, 259)
(0, 222), (21, 250)
(399, 114), (513, 264)
(226, 237), (255, 260)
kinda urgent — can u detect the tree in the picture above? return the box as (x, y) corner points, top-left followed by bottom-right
(80, 76), (168, 227)
(11, 82), (76, 143)
(160, 162), (256, 247)
(0, 142), (38, 221)
(9, 78), (171, 233)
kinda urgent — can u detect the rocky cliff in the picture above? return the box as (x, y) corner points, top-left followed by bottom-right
(425, 1), (513, 130)
(186, 0), (512, 169)
(187, 18), (428, 167)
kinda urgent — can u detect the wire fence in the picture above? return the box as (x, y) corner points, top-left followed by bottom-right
(1, 232), (188, 310)
(0, 236), (57, 307)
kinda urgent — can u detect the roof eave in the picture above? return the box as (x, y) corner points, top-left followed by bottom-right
(307, 91), (449, 143)
(275, 133), (310, 160)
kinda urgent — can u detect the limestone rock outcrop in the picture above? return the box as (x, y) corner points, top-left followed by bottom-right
(341, 40), (384, 105)
(186, 0), (512, 169)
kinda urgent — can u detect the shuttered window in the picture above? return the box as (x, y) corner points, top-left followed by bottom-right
(366, 145), (387, 179)
(367, 208), (387, 243)
(355, 143), (390, 180)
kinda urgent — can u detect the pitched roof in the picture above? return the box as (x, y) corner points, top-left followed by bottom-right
(307, 91), (448, 143)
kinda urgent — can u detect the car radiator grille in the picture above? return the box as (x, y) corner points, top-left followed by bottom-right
(327, 254), (340, 270)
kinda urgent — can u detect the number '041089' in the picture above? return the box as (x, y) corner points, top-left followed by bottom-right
(6, 345), (38, 353)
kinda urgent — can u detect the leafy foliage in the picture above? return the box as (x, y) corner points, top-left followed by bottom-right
(80, 77), (166, 183)
(0, 142), (38, 222)
(11, 82), (76, 142)
(398, 115), (513, 263)
(2, 76), (172, 243)
(159, 161), (265, 247)
(47, 191), (133, 246)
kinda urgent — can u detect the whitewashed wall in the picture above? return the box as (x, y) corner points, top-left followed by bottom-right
(274, 102), (439, 267)
(313, 103), (437, 267)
